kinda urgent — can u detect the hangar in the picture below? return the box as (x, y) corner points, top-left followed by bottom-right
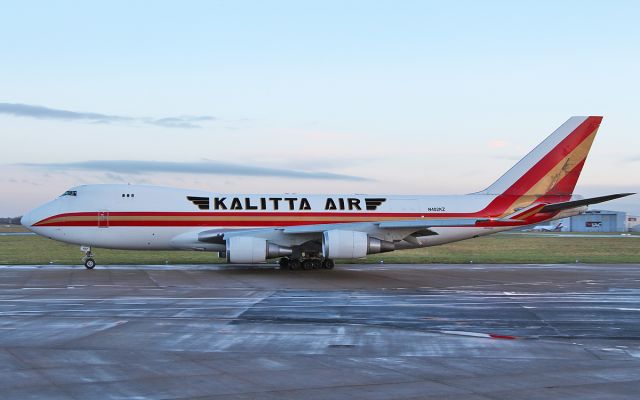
(524, 210), (632, 233)
(628, 215), (640, 232)
(567, 210), (627, 232)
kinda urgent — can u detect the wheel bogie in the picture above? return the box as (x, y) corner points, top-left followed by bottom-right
(279, 257), (334, 271)
(302, 259), (314, 270)
(288, 259), (301, 270)
(322, 259), (335, 269)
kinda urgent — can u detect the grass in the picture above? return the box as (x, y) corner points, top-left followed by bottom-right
(1, 232), (639, 265)
(0, 225), (28, 233)
(357, 235), (640, 264)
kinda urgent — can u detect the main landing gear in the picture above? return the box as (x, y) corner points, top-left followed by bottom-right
(81, 246), (96, 269)
(279, 257), (334, 271)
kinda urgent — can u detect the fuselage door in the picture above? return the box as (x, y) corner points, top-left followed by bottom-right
(98, 210), (109, 228)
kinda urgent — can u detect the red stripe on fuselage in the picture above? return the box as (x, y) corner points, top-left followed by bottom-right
(41, 219), (553, 228)
(33, 210), (559, 228)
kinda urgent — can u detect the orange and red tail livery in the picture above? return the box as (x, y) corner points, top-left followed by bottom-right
(479, 116), (602, 216)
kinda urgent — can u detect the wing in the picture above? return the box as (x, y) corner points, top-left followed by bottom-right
(175, 218), (487, 250)
(282, 218), (484, 233)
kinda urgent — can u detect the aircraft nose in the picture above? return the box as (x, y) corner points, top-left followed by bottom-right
(21, 212), (34, 228)
(21, 200), (60, 231)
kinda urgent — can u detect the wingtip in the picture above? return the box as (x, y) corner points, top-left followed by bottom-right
(611, 192), (635, 200)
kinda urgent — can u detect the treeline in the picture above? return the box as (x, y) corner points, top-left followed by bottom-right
(0, 217), (22, 225)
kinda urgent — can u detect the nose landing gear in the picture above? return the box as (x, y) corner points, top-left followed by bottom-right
(81, 246), (96, 269)
(84, 258), (96, 269)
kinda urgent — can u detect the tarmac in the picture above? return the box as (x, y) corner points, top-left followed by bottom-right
(0, 263), (639, 399)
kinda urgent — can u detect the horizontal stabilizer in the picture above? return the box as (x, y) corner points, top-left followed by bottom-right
(540, 193), (634, 213)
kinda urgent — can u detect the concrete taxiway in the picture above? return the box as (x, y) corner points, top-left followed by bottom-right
(0, 263), (639, 399)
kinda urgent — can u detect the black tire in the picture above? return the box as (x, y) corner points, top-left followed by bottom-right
(302, 259), (314, 270)
(289, 259), (301, 270)
(84, 258), (96, 269)
(312, 259), (322, 269)
(323, 259), (335, 269)
(279, 257), (289, 270)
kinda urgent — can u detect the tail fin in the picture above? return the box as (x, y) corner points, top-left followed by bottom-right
(479, 116), (602, 197)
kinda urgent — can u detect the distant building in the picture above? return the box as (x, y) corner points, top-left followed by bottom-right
(568, 210), (627, 232)
(521, 209), (632, 233)
(0, 217), (22, 225)
(628, 215), (640, 232)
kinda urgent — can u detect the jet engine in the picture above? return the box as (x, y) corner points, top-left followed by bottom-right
(226, 236), (292, 263)
(322, 230), (394, 259)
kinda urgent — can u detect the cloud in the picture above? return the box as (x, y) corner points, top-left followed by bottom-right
(20, 160), (371, 181)
(487, 139), (509, 149)
(0, 103), (214, 129)
(103, 172), (127, 182)
(489, 154), (520, 161)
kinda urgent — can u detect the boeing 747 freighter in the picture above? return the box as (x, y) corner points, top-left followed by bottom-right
(21, 116), (633, 269)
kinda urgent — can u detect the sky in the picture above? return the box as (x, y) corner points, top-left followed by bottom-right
(1, 0), (639, 216)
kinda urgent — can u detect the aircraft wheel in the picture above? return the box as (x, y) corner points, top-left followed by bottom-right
(84, 258), (96, 269)
(302, 259), (314, 270)
(279, 257), (289, 270)
(289, 259), (301, 270)
(322, 259), (335, 270)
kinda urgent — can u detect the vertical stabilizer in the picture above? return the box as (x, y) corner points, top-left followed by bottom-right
(479, 116), (602, 197)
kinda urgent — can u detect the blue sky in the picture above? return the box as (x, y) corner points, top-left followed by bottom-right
(1, 0), (639, 215)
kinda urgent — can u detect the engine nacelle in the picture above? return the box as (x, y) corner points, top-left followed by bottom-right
(226, 236), (292, 264)
(322, 230), (394, 259)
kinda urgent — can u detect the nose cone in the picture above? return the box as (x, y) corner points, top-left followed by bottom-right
(20, 212), (34, 229)
(21, 199), (61, 235)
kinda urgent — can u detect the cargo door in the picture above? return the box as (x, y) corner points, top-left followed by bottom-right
(98, 210), (109, 228)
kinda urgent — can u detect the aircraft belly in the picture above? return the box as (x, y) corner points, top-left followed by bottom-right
(53, 227), (188, 250)
(414, 227), (507, 247)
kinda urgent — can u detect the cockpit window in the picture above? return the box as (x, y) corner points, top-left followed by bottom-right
(61, 190), (77, 197)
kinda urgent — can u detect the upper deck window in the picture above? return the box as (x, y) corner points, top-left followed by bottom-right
(61, 190), (77, 197)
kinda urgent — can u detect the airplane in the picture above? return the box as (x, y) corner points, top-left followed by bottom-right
(21, 116), (634, 270)
(530, 222), (564, 232)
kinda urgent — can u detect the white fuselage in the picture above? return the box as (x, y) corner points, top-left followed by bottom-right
(21, 184), (577, 252)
